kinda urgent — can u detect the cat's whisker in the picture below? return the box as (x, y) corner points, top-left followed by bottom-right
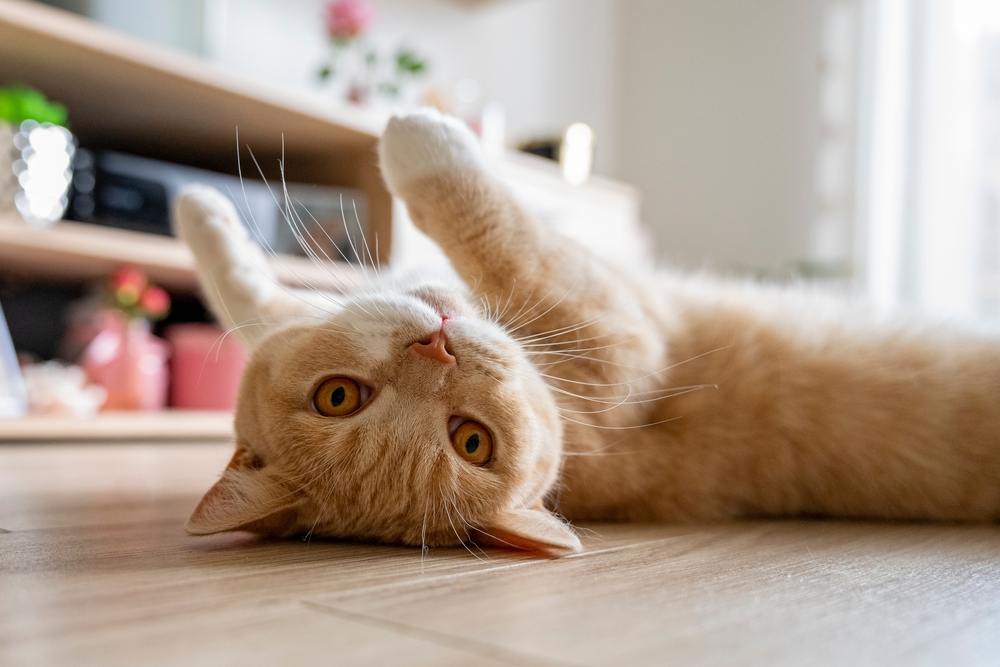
(244, 144), (362, 315)
(291, 197), (378, 312)
(352, 198), (380, 277)
(278, 154), (344, 279)
(274, 151), (356, 304)
(535, 351), (652, 371)
(302, 512), (322, 545)
(519, 333), (614, 349)
(558, 385), (715, 413)
(208, 319), (271, 360)
(522, 337), (619, 351)
(226, 141), (350, 320)
(231, 128), (289, 264)
(513, 316), (605, 344)
(294, 198), (394, 322)
(447, 498), (491, 559)
(506, 277), (585, 334)
(525, 343), (623, 358)
(560, 413), (684, 431)
(540, 344), (730, 390)
(339, 192), (374, 282)
(557, 384), (634, 414)
(444, 500), (484, 561)
(420, 497), (430, 573)
(499, 281), (542, 330)
(275, 161), (378, 319)
(547, 382), (716, 405)
(273, 138), (349, 299)
(495, 277), (518, 323)
(541, 373), (633, 388)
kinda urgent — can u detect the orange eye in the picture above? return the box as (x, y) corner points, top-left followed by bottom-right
(450, 420), (493, 465)
(313, 377), (365, 417)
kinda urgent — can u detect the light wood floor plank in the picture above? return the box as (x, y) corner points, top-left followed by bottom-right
(0, 443), (228, 530)
(1, 599), (516, 667)
(318, 521), (1000, 666)
(0, 520), (667, 646)
(2, 442), (999, 665)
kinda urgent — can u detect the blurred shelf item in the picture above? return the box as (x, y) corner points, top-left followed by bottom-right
(0, 216), (360, 293)
(0, 410), (233, 442)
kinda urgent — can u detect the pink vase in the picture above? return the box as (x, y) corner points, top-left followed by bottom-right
(78, 310), (169, 411)
(166, 323), (247, 411)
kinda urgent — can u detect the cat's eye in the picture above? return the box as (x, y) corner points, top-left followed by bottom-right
(313, 377), (369, 417)
(450, 420), (494, 465)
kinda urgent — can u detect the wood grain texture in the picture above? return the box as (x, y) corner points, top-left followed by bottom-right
(1, 442), (998, 666)
(0, 218), (363, 294)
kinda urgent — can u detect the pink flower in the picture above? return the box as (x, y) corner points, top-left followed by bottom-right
(110, 266), (147, 294)
(325, 0), (374, 41)
(138, 286), (170, 319)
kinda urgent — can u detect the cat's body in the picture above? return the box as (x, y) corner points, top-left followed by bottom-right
(175, 110), (1000, 556)
(558, 275), (1000, 523)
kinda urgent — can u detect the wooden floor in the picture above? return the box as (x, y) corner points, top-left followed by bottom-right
(1, 442), (998, 666)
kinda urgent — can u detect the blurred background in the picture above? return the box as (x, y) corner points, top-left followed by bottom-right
(39, 0), (1000, 321)
(1, 0), (998, 429)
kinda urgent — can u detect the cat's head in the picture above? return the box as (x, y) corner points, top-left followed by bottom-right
(185, 279), (581, 555)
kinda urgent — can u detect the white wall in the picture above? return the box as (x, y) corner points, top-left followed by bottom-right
(205, 0), (621, 173)
(615, 0), (857, 273)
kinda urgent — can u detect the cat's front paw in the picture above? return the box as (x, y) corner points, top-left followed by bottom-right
(378, 108), (485, 195)
(172, 185), (248, 249)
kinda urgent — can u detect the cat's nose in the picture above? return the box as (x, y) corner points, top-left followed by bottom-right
(411, 329), (456, 365)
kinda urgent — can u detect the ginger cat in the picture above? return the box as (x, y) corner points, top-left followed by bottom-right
(174, 110), (1000, 556)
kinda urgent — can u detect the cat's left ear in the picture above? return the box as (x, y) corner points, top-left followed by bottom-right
(185, 446), (300, 536)
(474, 508), (582, 556)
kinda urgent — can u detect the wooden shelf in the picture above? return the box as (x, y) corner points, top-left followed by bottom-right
(0, 0), (393, 263)
(0, 216), (361, 293)
(0, 410), (233, 442)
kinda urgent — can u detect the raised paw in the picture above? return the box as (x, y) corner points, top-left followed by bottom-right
(172, 185), (250, 248)
(378, 108), (484, 195)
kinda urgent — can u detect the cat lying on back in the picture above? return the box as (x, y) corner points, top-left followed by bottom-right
(174, 109), (1000, 556)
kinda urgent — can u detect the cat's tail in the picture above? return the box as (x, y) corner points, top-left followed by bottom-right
(172, 185), (322, 346)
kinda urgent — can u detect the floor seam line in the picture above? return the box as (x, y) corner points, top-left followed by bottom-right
(299, 599), (585, 667)
(303, 534), (689, 602)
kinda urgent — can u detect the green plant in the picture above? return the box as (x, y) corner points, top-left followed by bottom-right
(316, 0), (428, 106)
(0, 86), (67, 126)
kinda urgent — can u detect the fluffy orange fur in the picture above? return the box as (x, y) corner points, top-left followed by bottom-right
(176, 110), (1000, 557)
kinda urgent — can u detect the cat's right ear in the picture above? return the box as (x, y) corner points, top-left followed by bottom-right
(185, 445), (300, 536)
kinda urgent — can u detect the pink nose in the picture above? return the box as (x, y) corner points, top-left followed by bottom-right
(411, 329), (456, 365)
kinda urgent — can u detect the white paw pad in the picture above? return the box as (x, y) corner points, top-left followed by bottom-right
(378, 109), (484, 193)
(172, 185), (246, 244)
